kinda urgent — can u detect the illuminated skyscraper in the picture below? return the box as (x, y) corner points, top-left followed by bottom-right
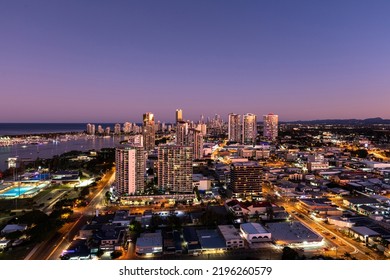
(158, 145), (193, 193)
(128, 134), (143, 147)
(176, 121), (189, 146)
(86, 123), (95, 135)
(123, 122), (132, 134)
(176, 109), (183, 123)
(142, 112), (155, 151)
(97, 125), (104, 134)
(115, 144), (145, 195)
(263, 113), (278, 141)
(114, 123), (121, 135)
(228, 113), (242, 143)
(242, 113), (257, 145)
(187, 128), (203, 160)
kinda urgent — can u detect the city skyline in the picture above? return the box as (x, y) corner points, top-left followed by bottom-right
(1, 0), (390, 122)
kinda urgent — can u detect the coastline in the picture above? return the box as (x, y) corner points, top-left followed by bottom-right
(0, 132), (88, 147)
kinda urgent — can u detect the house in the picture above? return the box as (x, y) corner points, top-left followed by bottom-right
(225, 199), (280, 219)
(95, 224), (127, 252)
(1, 224), (28, 235)
(0, 239), (11, 250)
(60, 239), (92, 260)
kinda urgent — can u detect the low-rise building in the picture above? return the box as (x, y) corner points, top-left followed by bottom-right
(60, 239), (92, 260)
(1, 224), (28, 235)
(240, 223), (272, 244)
(266, 222), (323, 246)
(135, 231), (163, 256)
(218, 225), (244, 249)
(196, 229), (227, 253)
(182, 227), (201, 255)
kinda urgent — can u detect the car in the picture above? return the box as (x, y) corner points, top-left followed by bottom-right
(331, 236), (336, 240)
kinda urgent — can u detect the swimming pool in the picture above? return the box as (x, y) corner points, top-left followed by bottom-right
(0, 186), (35, 198)
(0, 182), (49, 199)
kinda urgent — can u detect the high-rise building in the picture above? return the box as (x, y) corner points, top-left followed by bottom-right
(115, 144), (145, 195)
(123, 122), (132, 134)
(196, 123), (207, 136)
(187, 128), (203, 160)
(158, 145), (193, 193)
(242, 113), (257, 145)
(97, 125), (104, 134)
(228, 113), (242, 143)
(114, 123), (121, 135)
(127, 134), (143, 147)
(176, 121), (189, 146)
(142, 112), (155, 151)
(263, 113), (278, 141)
(86, 123), (95, 135)
(176, 109), (183, 123)
(230, 162), (262, 194)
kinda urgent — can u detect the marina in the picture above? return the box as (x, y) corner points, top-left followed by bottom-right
(0, 134), (123, 171)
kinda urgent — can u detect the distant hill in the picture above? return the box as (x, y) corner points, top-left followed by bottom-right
(282, 117), (390, 125)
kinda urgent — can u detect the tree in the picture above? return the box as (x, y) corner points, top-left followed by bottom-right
(266, 206), (274, 221)
(129, 221), (142, 236)
(111, 250), (122, 259)
(282, 246), (299, 260)
(105, 191), (111, 202)
(18, 210), (49, 225)
(150, 214), (163, 229)
(193, 186), (201, 201)
(167, 214), (182, 229)
(5, 230), (23, 240)
(79, 187), (90, 198)
(357, 149), (368, 158)
(200, 209), (222, 227)
(253, 211), (261, 222)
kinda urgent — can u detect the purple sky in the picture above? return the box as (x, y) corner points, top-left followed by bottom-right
(1, 0), (390, 123)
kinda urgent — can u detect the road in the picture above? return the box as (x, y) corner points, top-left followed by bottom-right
(25, 168), (115, 260)
(262, 182), (381, 260)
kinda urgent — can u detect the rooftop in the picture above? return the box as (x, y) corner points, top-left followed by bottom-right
(266, 222), (322, 244)
(136, 232), (163, 248)
(241, 223), (269, 235)
(350, 226), (381, 237)
(218, 225), (241, 240)
(196, 229), (226, 249)
(344, 197), (379, 205)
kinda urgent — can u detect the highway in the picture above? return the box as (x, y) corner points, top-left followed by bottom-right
(25, 168), (115, 260)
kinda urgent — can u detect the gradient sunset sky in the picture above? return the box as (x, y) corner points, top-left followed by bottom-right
(1, 0), (389, 123)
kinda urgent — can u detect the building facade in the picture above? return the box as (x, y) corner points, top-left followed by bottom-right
(86, 123), (95, 135)
(242, 113), (257, 145)
(158, 145), (193, 193)
(176, 109), (183, 123)
(142, 112), (155, 151)
(230, 162), (262, 193)
(115, 144), (145, 195)
(228, 113), (242, 143)
(263, 113), (278, 141)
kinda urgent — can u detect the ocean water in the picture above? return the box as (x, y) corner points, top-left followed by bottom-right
(0, 123), (117, 136)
